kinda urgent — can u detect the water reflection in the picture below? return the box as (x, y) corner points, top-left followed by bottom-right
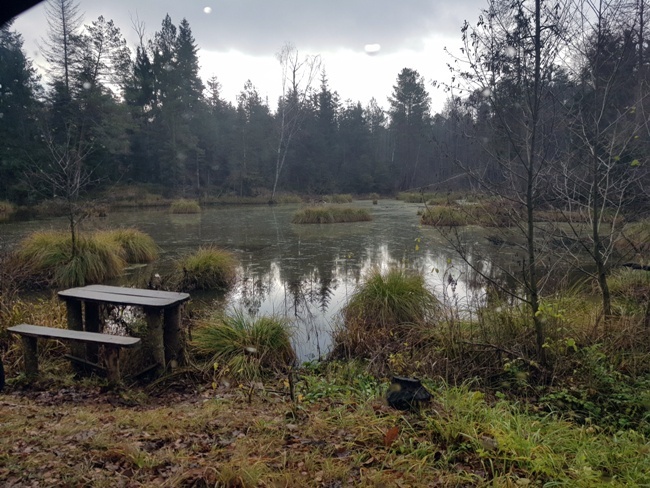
(2, 200), (522, 361)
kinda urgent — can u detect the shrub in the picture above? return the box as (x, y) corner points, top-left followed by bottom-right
(193, 310), (295, 381)
(170, 199), (201, 214)
(292, 206), (372, 224)
(95, 228), (158, 263)
(332, 268), (438, 365)
(17, 231), (125, 287)
(177, 246), (237, 291)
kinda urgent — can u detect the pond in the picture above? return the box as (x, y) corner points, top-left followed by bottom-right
(1, 200), (522, 361)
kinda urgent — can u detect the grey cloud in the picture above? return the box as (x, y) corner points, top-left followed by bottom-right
(16, 0), (485, 56)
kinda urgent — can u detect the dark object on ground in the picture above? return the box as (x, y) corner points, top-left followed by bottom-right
(386, 376), (432, 411)
(622, 263), (650, 271)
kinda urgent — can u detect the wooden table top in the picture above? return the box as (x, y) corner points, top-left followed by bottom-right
(58, 285), (190, 308)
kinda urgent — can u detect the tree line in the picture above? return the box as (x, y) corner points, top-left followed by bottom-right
(0, 0), (649, 209)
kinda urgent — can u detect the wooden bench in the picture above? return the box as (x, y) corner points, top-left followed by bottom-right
(8, 324), (141, 384)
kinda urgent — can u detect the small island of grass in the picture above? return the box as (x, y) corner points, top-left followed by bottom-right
(292, 206), (372, 224)
(170, 199), (201, 214)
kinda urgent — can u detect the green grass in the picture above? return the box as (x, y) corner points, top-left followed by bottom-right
(177, 246), (237, 291)
(95, 228), (158, 263)
(170, 199), (201, 214)
(332, 268), (438, 365)
(292, 206), (372, 224)
(16, 231), (125, 287)
(193, 310), (295, 381)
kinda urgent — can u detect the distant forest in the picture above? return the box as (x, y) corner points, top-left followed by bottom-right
(1, 0), (649, 207)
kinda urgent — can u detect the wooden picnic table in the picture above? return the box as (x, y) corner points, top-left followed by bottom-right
(58, 285), (190, 374)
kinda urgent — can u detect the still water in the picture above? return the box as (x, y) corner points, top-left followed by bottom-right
(1, 200), (518, 361)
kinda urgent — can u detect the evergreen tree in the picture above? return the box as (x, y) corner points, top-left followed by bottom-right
(0, 22), (41, 202)
(388, 68), (431, 190)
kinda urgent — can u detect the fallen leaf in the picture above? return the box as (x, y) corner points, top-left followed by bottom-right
(384, 426), (399, 447)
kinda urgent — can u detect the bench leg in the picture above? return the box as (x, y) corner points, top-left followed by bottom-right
(104, 347), (121, 385)
(22, 336), (38, 378)
(164, 305), (184, 370)
(144, 307), (165, 375)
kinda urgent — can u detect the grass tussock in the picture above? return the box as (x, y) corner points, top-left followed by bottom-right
(95, 228), (158, 263)
(292, 206), (372, 224)
(16, 231), (126, 287)
(323, 194), (353, 204)
(193, 310), (295, 381)
(170, 199), (201, 214)
(177, 246), (237, 291)
(332, 268), (438, 368)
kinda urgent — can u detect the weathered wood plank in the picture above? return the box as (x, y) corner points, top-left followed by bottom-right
(76, 285), (189, 302)
(58, 289), (180, 307)
(8, 324), (141, 348)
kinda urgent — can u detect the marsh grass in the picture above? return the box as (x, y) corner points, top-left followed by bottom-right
(95, 228), (158, 263)
(177, 246), (237, 291)
(193, 310), (295, 381)
(421, 200), (515, 227)
(332, 268), (438, 367)
(17, 231), (125, 287)
(618, 220), (650, 256)
(608, 268), (650, 316)
(292, 206), (372, 224)
(201, 193), (303, 205)
(170, 199), (201, 214)
(323, 193), (353, 203)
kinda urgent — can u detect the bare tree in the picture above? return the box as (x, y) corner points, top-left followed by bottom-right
(271, 43), (321, 202)
(553, 0), (646, 320)
(444, 0), (573, 366)
(31, 124), (94, 257)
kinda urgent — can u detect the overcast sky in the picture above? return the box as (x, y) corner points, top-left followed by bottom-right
(12, 0), (485, 112)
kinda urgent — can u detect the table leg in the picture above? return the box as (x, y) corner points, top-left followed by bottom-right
(84, 302), (100, 364)
(144, 306), (165, 374)
(164, 305), (184, 369)
(65, 299), (86, 363)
